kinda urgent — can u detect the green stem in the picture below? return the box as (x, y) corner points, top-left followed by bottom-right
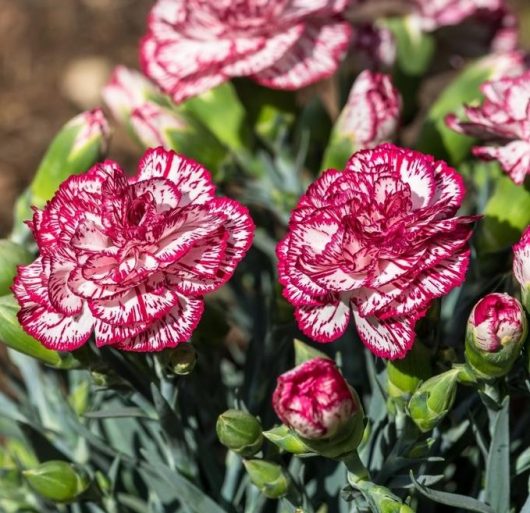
(343, 451), (371, 486)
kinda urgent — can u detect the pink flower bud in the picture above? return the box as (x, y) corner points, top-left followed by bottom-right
(468, 293), (525, 352)
(272, 358), (359, 440)
(336, 70), (401, 150)
(102, 66), (186, 149)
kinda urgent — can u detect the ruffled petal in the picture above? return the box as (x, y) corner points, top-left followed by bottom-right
(115, 295), (204, 351)
(253, 20), (352, 89)
(136, 147), (216, 205)
(473, 140), (530, 185)
(295, 296), (350, 342)
(352, 308), (418, 360)
(88, 284), (179, 326)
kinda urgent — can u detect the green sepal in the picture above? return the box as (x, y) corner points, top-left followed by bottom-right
(262, 425), (312, 455)
(293, 339), (329, 366)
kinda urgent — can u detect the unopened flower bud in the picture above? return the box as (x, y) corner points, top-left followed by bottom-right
(514, 227), (530, 312)
(31, 109), (110, 207)
(165, 344), (197, 375)
(408, 368), (459, 432)
(465, 293), (527, 379)
(323, 70), (401, 169)
(243, 460), (290, 499)
(103, 66), (188, 149)
(216, 410), (263, 457)
(272, 358), (364, 458)
(23, 461), (90, 503)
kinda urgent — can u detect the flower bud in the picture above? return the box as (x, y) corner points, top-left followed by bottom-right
(408, 368), (459, 432)
(272, 358), (364, 458)
(465, 293), (527, 379)
(216, 410), (263, 457)
(103, 66), (187, 149)
(23, 461), (90, 503)
(323, 70), (401, 169)
(31, 109), (110, 207)
(273, 358), (360, 440)
(242, 460), (290, 499)
(164, 344), (197, 375)
(514, 227), (530, 312)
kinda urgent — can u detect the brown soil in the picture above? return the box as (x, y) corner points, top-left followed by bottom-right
(0, 0), (150, 236)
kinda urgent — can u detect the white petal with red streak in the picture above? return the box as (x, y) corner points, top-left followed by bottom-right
(205, 198), (255, 277)
(48, 260), (84, 315)
(295, 297), (350, 342)
(154, 206), (225, 264)
(94, 319), (149, 347)
(352, 308), (417, 360)
(136, 148), (215, 205)
(223, 24), (303, 75)
(18, 302), (94, 351)
(132, 177), (182, 213)
(253, 21), (352, 89)
(116, 296), (204, 351)
(473, 140), (530, 185)
(88, 285), (178, 326)
(378, 251), (470, 318)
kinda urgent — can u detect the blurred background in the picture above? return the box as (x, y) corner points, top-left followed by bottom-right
(0, 0), (529, 237)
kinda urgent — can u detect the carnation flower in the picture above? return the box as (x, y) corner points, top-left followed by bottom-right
(140, 0), (354, 104)
(103, 66), (187, 149)
(446, 71), (530, 185)
(272, 358), (359, 440)
(13, 147), (254, 352)
(277, 144), (476, 359)
(335, 70), (401, 149)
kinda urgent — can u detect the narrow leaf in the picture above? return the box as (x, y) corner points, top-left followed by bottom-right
(485, 396), (510, 513)
(410, 472), (495, 513)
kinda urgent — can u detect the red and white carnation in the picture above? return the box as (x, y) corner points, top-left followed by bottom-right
(13, 148), (254, 352)
(336, 70), (401, 149)
(277, 144), (476, 359)
(103, 66), (186, 149)
(446, 71), (530, 185)
(140, 0), (355, 103)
